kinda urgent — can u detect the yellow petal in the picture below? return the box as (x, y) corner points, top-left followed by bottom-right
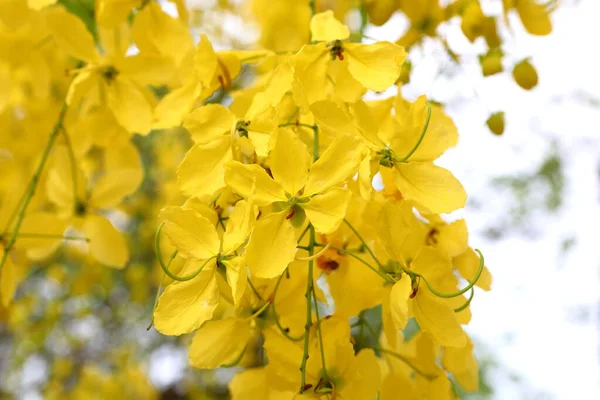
(118, 54), (175, 86)
(454, 248), (492, 291)
(178, 136), (231, 199)
(345, 41), (407, 92)
(377, 202), (424, 263)
(27, 0), (56, 11)
(222, 198), (255, 254)
(394, 162), (467, 214)
(292, 43), (330, 105)
(131, 1), (193, 63)
(390, 277), (411, 331)
(411, 247), (453, 288)
(45, 6), (98, 63)
(19, 212), (67, 260)
(223, 256), (248, 307)
(270, 128), (310, 196)
(442, 336), (479, 392)
(82, 214), (129, 268)
(224, 161), (286, 206)
(304, 135), (366, 195)
(189, 318), (251, 368)
(245, 211), (296, 279)
(152, 78), (202, 130)
(159, 206), (220, 260)
(183, 104), (236, 144)
(154, 267), (219, 335)
(434, 219), (469, 258)
(392, 96), (458, 162)
(381, 373), (418, 400)
(0, 251), (22, 307)
(310, 10), (350, 42)
(97, 23), (131, 58)
(517, 0), (552, 36)
(90, 140), (143, 209)
(354, 349), (382, 399)
(97, 0), (144, 28)
(195, 34), (218, 87)
(413, 289), (466, 348)
(106, 78), (152, 134)
(302, 187), (351, 234)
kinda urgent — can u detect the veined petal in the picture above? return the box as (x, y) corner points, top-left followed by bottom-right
(245, 211), (296, 279)
(189, 318), (252, 368)
(390, 277), (411, 331)
(106, 78), (152, 134)
(302, 187), (351, 234)
(310, 10), (350, 42)
(45, 6), (98, 63)
(270, 128), (310, 196)
(178, 136), (231, 199)
(224, 161), (286, 206)
(158, 206), (220, 259)
(183, 104), (236, 144)
(154, 267), (219, 335)
(413, 289), (466, 348)
(394, 162), (467, 214)
(304, 135), (366, 195)
(82, 214), (129, 268)
(345, 41), (407, 92)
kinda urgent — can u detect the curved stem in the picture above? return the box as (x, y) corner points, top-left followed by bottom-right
(343, 219), (385, 270)
(376, 348), (438, 380)
(317, 243), (394, 284)
(394, 102), (432, 163)
(454, 287), (475, 313)
(296, 241), (330, 261)
(155, 222), (215, 281)
(221, 344), (248, 368)
(270, 270), (305, 342)
(409, 249), (485, 299)
(0, 102), (69, 272)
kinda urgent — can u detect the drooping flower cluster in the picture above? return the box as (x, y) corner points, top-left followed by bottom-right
(148, 10), (492, 398)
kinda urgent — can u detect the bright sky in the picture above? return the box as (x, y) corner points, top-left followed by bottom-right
(367, 1), (600, 398)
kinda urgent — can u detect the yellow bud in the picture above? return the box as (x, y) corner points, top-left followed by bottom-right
(513, 59), (538, 90)
(486, 112), (505, 135)
(480, 52), (503, 77)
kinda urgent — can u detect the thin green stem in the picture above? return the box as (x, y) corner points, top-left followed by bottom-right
(393, 103), (432, 163)
(407, 249), (485, 299)
(309, 0), (317, 17)
(297, 223), (310, 244)
(271, 270), (305, 341)
(453, 287), (475, 313)
(146, 251), (177, 330)
(0, 102), (69, 272)
(299, 225), (316, 393)
(316, 243), (394, 284)
(247, 277), (264, 302)
(312, 125), (320, 161)
(376, 348), (438, 380)
(155, 222), (215, 281)
(343, 219), (385, 270)
(0, 233), (89, 242)
(278, 122), (317, 131)
(312, 287), (330, 382)
(61, 127), (79, 207)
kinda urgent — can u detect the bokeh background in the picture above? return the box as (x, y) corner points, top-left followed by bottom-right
(1, 0), (599, 399)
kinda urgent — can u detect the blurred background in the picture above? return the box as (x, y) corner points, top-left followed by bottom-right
(1, 0), (599, 399)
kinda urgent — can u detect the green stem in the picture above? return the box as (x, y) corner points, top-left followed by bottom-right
(312, 287), (330, 382)
(316, 243), (394, 284)
(342, 219), (385, 269)
(247, 277), (264, 302)
(61, 127), (79, 207)
(0, 233), (89, 242)
(453, 287), (475, 313)
(0, 102), (69, 272)
(375, 348), (438, 380)
(271, 270), (305, 341)
(299, 225), (316, 393)
(155, 222), (215, 281)
(407, 249), (484, 299)
(309, 0), (317, 16)
(393, 103), (432, 163)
